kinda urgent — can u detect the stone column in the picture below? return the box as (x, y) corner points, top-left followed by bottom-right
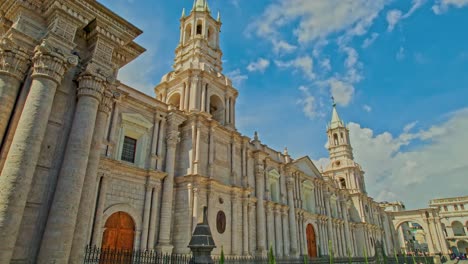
(281, 208), (290, 256)
(325, 195), (334, 255)
(150, 116), (161, 169)
(91, 174), (110, 246)
(148, 184), (161, 249)
(38, 71), (107, 263)
(255, 163), (267, 255)
(192, 187), (199, 233)
(248, 200), (256, 255)
(286, 177), (299, 256)
(0, 43), (30, 144)
(157, 113), (183, 253)
(69, 90), (113, 262)
(266, 203), (274, 253)
(242, 196), (249, 255)
(0, 43), (76, 263)
(231, 191), (240, 255)
(274, 206), (283, 257)
(156, 118), (166, 170)
(141, 184), (153, 249)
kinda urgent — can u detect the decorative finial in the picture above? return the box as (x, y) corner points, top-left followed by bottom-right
(181, 8), (186, 18)
(284, 147), (289, 156)
(254, 131), (259, 141)
(331, 96), (336, 107)
(217, 11), (221, 22)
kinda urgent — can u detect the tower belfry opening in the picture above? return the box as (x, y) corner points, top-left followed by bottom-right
(155, 0), (238, 128)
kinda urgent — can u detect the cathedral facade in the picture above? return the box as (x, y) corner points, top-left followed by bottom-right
(0, 0), (404, 263)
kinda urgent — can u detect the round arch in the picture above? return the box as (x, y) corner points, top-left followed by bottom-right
(184, 23), (192, 44)
(457, 240), (468, 254)
(167, 92), (182, 109)
(101, 211), (135, 250)
(394, 219), (431, 254)
(305, 222), (318, 258)
(452, 221), (466, 236)
(209, 94), (224, 123)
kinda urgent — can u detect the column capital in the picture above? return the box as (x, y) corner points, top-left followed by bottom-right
(0, 38), (30, 80)
(31, 39), (78, 84)
(98, 89), (114, 114)
(166, 131), (180, 148)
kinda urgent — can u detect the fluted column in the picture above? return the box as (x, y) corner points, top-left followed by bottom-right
(231, 191), (240, 255)
(148, 184), (161, 249)
(38, 70), (107, 263)
(0, 42), (30, 144)
(266, 203), (274, 253)
(141, 184), (154, 249)
(242, 195), (249, 255)
(69, 90), (113, 262)
(156, 119), (166, 170)
(286, 177), (299, 256)
(191, 186), (199, 233)
(325, 196), (334, 255)
(274, 206), (283, 257)
(282, 208), (290, 256)
(91, 174), (110, 246)
(156, 113), (183, 253)
(0, 43), (76, 263)
(255, 163), (267, 255)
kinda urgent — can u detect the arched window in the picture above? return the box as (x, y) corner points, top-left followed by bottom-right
(452, 221), (466, 236)
(184, 24), (192, 44)
(209, 94), (225, 123)
(339, 178), (346, 189)
(340, 132), (344, 143)
(167, 93), (181, 109)
(333, 134), (339, 145)
(196, 20), (203, 35)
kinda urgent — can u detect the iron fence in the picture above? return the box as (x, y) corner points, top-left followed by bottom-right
(83, 246), (435, 264)
(83, 246), (192, 264)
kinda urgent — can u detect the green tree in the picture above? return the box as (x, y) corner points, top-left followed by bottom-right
(269, 244), (276, 264)
(219, 246), (225, 264)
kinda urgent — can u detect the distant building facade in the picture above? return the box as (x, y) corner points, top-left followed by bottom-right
(0, 0), (456, 263)
(430, 196), (468, 254)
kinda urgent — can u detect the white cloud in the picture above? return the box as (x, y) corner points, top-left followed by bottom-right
(247, 58), (270, 73)
(433, 0), (468, 14)
(272, 40), (297, 54)
(363, 105), (372, 112)
(298, 86), (321, 119)
(403, 121), (418, 132)
(226, 69), (248, 87)
(320, 58), (332, 72)
(329, 79), (355, 106)
(322, 108), (468, 208)
(118, 51), (156, 95)
(386, 9), (403, 32)
(387, 0), (426, 32)
(362, 33), (379, 48)
(249, 0), (390, 44)
(275, 56), (315, 80)
(396, 47), (406, 61)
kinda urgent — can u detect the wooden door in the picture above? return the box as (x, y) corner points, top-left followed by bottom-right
(306, 224), (318, 258)
(100, 212), (135, 264)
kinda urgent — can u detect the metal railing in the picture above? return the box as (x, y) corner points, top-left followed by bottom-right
(83, 246), (435, 264)
(83, 246), (192, 264)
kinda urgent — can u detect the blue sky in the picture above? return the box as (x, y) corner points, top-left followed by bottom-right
(100, 0), (468, 209)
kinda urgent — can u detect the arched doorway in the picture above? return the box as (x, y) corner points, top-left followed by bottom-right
(395, 221), (429, 254)
(101, 212), (135, 250)
(306, 224), (318, 257)
(457, 240), (468, 254)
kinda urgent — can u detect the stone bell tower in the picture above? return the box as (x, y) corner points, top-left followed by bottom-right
(155, 0), (238, 128)
(323, 102), (366, 194)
